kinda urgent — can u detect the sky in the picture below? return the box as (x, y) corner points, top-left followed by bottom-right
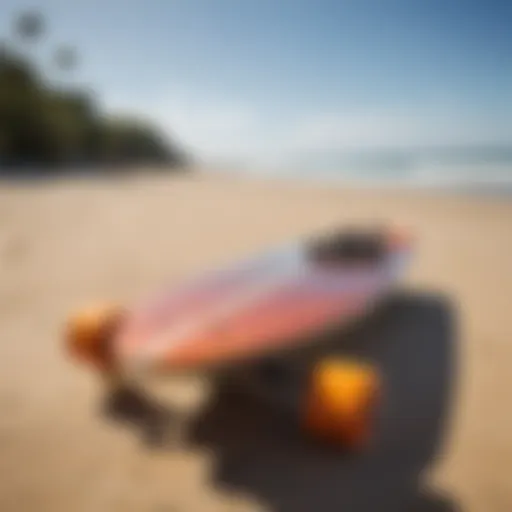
(2, 0), (512, 166)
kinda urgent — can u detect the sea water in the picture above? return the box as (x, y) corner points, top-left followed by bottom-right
(234, 147), (512, 196)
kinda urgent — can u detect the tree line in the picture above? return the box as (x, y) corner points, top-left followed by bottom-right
(0, 10), (188, 173)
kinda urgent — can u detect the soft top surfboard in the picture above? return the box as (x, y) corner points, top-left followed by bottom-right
(107, 227), (412, 376)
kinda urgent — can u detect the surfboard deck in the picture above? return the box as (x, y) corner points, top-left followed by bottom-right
(110, 227), (412, 379)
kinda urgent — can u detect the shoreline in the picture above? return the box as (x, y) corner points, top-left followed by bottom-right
(196, 166), (512, 199)
(2, 164), (512, 199)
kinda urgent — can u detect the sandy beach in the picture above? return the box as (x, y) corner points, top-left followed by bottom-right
(1, 171), (512, 511)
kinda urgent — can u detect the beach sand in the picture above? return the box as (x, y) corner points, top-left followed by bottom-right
(1, 172), (511, 511)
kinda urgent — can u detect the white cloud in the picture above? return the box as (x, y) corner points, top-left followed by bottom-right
(287, 112), (415, 150)
(103, 91), (261, 159)
(287, 110), (512, 151)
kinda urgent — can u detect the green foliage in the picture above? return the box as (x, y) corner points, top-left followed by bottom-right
(0, 10), (188, 172)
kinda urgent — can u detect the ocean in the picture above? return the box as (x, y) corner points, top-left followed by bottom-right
(236, 146), (512, 196)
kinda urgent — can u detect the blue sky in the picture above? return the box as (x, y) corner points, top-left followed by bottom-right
(2, 0), (511, 165)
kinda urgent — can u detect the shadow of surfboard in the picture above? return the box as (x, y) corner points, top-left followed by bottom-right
(184, 292), (461, 512)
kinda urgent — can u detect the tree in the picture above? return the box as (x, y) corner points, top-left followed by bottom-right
(54, 45), (77, 73)
(14, 10), (45, 43)
(0, 9), (188, 172)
